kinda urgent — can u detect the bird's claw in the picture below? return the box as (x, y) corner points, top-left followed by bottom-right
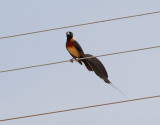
(70, 59), (74, 63)
(70, 58), (78, 63)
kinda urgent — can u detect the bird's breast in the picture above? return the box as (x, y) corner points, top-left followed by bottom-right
(67, 42), (80, 58)
(67, 45), (80, 58)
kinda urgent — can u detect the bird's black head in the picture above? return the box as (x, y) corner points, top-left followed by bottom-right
(66, 31), (73, 41)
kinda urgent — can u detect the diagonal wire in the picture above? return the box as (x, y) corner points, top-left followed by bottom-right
(0, 11), (160, 40)
(0, 95), (159, 122)
(0, 45), (160, 73)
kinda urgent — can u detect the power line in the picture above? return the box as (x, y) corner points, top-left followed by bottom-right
(0, 11), (160, 40)
(0, 94), (159, 122)
(0, 45), (160, 73)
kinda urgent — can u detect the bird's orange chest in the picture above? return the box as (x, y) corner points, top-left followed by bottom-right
(66, 38), (80, 58)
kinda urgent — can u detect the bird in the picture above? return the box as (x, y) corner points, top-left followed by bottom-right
(66, 31), (125, 96)
(66, 31), (92, 71)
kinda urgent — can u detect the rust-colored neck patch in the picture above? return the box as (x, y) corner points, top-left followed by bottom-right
(70, 37), (74, 42)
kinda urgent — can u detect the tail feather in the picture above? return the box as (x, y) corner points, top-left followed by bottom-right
(82, 59), (93, 71)
(84, 54), (126, 97)
(109, 82), (127, 97)
(84, 54), (108, 79)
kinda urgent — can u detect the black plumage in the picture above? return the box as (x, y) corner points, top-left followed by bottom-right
(84, 54), (126, 96)
(84, 54), (110, 83)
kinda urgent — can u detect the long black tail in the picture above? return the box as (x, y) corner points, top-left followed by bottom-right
(84, 54), (108, 79)
(108, 81), (127, 97)
(81, 59), (93, 71)
(84, 54), (126, 96)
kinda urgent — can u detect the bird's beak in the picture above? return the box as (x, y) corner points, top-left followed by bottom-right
(66, 32), (70, 35)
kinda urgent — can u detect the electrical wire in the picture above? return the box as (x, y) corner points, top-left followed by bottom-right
(0, 45), (160, 73)
(0, 94), (159, 122)
(0, 11), (160, 40)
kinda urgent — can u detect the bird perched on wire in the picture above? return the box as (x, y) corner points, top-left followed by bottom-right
(66, 31), (125, 96)
(66, 31), (92, 71)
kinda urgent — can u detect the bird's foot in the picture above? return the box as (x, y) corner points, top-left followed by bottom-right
(70, 58), (74, 63)
(70, 58), (78, 63)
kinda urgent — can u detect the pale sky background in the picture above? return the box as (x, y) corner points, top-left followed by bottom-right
(0, 0), (160, 125)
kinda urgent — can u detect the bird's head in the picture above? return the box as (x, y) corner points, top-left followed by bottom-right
(66, 31), (73, 41)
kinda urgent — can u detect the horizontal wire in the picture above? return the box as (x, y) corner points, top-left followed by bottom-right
(0, 45), (160, 73)
(0, 94), (159, 122)
(0, 11), (160, 40)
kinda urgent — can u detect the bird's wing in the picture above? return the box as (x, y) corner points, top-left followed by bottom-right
(73, 40), (85, 57)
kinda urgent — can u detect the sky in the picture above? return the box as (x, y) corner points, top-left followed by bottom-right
(0, 0), (160, 125)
